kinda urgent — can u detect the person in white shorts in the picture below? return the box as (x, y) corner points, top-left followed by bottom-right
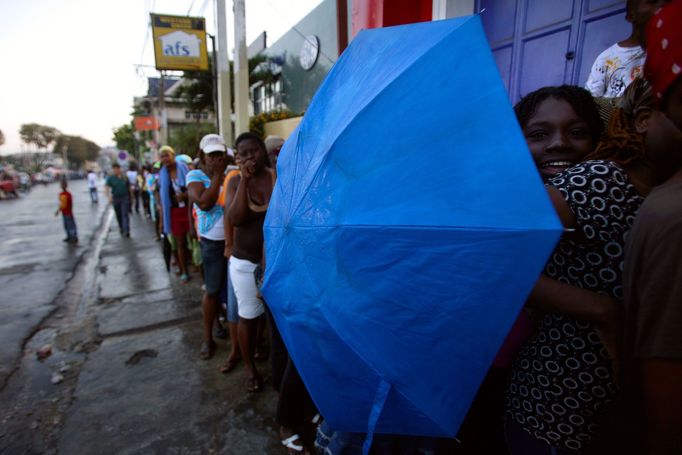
(225, 132), (275, 393)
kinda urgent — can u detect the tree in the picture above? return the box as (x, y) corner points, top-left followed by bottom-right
(177, 58), (217, 120)
(112, 124), (136, 154)
(53, 135), (99, 168)
(0, 128), (5, 147)
(19, 123), (61, 151)
(170, 123), (215, 156)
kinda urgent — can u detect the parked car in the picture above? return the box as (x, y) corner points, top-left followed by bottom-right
(0, 178), (18, 198)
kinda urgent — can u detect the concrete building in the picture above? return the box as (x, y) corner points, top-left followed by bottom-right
(251, 0), (630, 126)
(133, 77), (217, 152)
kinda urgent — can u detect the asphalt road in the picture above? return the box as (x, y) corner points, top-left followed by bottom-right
(0, 179), (106, 386)
(0, 179), (281, 454)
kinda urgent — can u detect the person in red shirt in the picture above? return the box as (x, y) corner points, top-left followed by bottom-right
(55, 177), (78, 243)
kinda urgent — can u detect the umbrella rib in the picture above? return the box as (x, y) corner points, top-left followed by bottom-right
(287, 16), (477, 222)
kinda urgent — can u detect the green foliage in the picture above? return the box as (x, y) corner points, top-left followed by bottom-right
(250, 54), (278, 88)
(112, 124), (136, 154)
(249, 110), (300, 139)
(179, 55), (217, 117)
(53, 135), (100, 169)
(0, 128), (4, 147)
(170, 123), (216, 156)
(19, 123), (61, 150)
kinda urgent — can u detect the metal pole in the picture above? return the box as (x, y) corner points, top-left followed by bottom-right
(209, 33), (220, 132)
(159, 72), (168, 145)
(233, 0), (250, 136)
(216, 0), (233, 144)
(336, 0), (349, 56)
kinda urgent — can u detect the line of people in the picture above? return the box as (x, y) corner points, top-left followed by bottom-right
(104, 1), (680, 453)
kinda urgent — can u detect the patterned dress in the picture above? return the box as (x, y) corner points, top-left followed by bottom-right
(505, 161), (643, 452)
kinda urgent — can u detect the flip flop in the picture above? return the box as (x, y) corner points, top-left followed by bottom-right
(219, 358), (240, 374)
(247, 375), (264, 393)
(199, 340), (216, 360)
(281, 434), (304, 453)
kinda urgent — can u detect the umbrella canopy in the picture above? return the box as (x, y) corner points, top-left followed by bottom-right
(262, 15), (562, 438)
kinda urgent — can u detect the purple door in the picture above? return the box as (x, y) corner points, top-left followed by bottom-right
(477, 0), (630, 102)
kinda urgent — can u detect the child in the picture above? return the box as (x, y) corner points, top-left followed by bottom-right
(620, 1), (682, 452)
(55, 178), (78, 243)
(585, 0), (669, 97)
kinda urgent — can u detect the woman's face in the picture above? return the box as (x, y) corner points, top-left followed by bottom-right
(523, 97), (596, 181)
(236, 139), (266, 170)
(160, 151), (173, 167)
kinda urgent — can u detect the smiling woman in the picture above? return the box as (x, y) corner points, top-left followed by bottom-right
(514, 85), (604, 181)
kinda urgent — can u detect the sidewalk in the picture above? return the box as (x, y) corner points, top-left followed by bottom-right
(1, 204), (282, 453)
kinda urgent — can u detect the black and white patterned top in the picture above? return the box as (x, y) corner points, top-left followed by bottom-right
(505, 161), (643, 452)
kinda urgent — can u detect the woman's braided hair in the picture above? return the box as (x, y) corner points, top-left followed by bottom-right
(514, 85), (604, 144)
(586, 78), (654, 166)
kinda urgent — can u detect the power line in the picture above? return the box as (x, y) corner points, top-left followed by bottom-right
(139, 0), (152, 68)
(260, 0), (335, 64)
(187, 0), (197, 15)
(198, 0), (210, 16)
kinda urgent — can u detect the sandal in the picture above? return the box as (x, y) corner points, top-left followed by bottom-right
(281, 434), (304, 454)
(247, 375), (264, 393)
(219, 357), (240, 374)
(199, 340), (216, 360)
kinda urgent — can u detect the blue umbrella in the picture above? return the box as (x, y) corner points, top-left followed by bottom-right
(262, 15), (562, 439)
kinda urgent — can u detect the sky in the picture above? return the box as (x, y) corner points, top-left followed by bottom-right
(0, 0), (324, 155)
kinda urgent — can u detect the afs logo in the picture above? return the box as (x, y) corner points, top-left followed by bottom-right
(160, 31), (201, 57)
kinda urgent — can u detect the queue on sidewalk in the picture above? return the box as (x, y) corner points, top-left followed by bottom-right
(85, 1), (682, 453)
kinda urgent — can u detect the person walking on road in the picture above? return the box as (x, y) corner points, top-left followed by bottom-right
(126, 164), (140, 214)
(105, 163), (131, 237)
(55, 177), (78, 243)
(87, 169), (98, 204)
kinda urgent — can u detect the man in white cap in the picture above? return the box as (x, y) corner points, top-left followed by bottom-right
(187, 133), (230, 359)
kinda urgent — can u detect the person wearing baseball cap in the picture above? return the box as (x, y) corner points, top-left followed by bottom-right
(187, 134), (230, 359)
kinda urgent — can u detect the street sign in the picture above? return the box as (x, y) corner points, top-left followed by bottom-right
(151, 14), (209, 72)
(134, 116), (160, 131)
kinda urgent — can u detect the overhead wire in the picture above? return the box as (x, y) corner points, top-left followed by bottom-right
(187, 0), (197, 15)
(137, 0), (153, 78)
(198, 0), (210, 16)
(260, 0), (336, 63)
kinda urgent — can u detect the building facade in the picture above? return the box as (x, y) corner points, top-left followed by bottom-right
(134, 77), (217, 151)
(252, 0), (629, 123)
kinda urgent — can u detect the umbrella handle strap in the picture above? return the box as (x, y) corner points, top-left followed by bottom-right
(362, 379), (392, 455)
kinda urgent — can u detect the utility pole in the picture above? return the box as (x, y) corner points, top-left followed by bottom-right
(216, 0), (233, 144)
(159, 72), (168, 146)
(233, 0), (250, 136)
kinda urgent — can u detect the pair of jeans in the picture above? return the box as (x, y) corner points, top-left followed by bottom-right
(89, 187), (98, 203)
(62, 215), (78, 239)
(112, 196), (130, 234)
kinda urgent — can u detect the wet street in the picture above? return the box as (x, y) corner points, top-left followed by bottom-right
(0, 180), (280, 454)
